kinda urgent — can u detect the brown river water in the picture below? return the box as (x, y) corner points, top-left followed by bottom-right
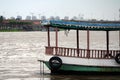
(0, 31), (120, 80)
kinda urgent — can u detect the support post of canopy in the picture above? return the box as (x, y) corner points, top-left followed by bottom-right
(55, 27), (58, 47)
(87, 30), (90, 58)
(106, 31), (109, 56)
(76, 29), (79, 56)
(119, 31), (120, 47)
(55, 27), (58, 55)
(47, 26), (50, 47)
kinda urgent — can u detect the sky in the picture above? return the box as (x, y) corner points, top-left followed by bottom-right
(0, 0), (120, 20)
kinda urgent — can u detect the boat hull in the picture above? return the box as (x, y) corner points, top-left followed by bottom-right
(44, 61), (120, 74)
(41, 55), (120, 74)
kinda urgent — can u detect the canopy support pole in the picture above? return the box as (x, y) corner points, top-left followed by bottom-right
(106, 31), (109, 56)
(47, 26), (50, 47)
(76, 30), (79, 56)
(119, 31), (120, 47)
(87, 30), (90, 58)
(55, 27), (58, 55)
(55, 27), (58, 47)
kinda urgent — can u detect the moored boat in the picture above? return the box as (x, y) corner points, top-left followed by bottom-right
(39, 20), (120, 74)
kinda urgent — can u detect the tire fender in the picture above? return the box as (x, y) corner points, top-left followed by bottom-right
(49, 56), (62, 71)
(115, 53), (120, 64)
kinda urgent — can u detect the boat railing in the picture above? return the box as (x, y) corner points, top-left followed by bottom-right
(45, 46), (120, 59)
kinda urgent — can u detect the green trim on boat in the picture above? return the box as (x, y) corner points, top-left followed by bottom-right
(44, 61), (120, 72)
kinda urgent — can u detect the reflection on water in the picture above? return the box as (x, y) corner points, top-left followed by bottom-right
(0, 31), (120, 80)
(3, 73), (120, 80)
(49, 75), (120, 80)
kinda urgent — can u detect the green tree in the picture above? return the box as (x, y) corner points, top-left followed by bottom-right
(0, 16), (3, 23)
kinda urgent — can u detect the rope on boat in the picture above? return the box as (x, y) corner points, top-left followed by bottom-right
(38, 60), (44, 80)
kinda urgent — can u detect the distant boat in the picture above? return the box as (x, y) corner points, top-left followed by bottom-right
(39, 20), (120, 74)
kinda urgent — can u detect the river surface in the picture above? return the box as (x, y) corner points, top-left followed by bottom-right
(0, 31), (120, 80)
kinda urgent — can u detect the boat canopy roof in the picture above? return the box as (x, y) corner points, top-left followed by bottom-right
(42, 20), (120, 31)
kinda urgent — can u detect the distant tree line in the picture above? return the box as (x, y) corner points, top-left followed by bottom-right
(0, 16), (42, 31)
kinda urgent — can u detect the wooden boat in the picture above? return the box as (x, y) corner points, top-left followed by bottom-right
(39, 20), (120, 74)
